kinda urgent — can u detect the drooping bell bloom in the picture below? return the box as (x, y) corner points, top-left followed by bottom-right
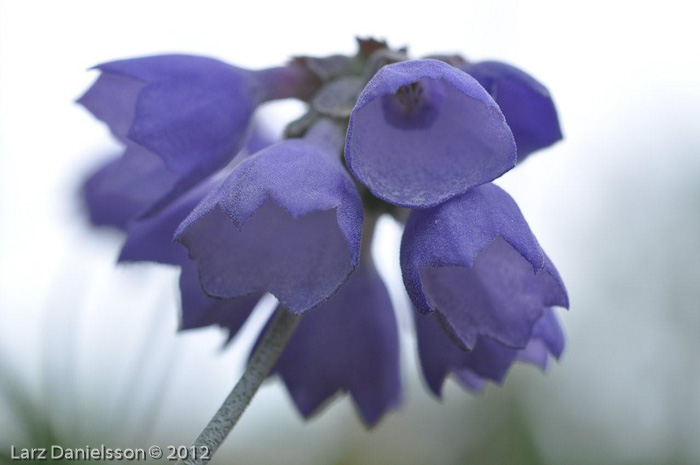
(401, 183), (569, 351)
(175, 125), (363, 314)
(414, 308), (565, 396)
(462, 61), (562, 162)
(78, 54), (319, 221)
(345, 59), (516, 208)
(256, 259), (401, 425)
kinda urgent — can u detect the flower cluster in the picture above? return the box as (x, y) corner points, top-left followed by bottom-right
(79, 39), (568, 426)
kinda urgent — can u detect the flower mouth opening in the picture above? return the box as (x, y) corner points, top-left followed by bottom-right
(381, 78), (443, 130)
(395, 82), (425, 110)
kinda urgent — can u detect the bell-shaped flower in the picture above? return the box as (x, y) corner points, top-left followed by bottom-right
(400, 183), (568, 351)
(257, 260), (401, 426)
(345, 59), (516, 208)
(175, 129), (363, 314)
(414, 308), (565, 396)
(79, 54), (318, 217)
(463, 61), (562, 162)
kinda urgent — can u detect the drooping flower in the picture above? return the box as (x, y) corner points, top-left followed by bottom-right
(256, 258), (401, 425)
(79, 54), (319, 223)
(401, 183), (568, 351)
(174, 122), (363, 314)
(462, 60), (563, 162)
(345, 59), (517, 208)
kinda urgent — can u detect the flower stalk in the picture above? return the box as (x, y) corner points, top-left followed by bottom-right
(177, 309), (300, 465)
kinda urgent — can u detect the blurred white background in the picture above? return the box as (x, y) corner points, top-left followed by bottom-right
(1, 0), (699, 464)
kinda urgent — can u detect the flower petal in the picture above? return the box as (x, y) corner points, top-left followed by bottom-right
(82, 144), (178, 229)
(77, 72), (144, 140)
(528, 308), (566, 360)
(82, 154), (137, 229)
(464, 61), (562, 162)
(414, 311), (513, 395)
(175, 139), (363, 314)
(401, 183), (568, 350)
(262, 262), (401, 425)
(178, 261), (262, 337)
(81, 121), (273, 231)
(345, 59), (516, 207)
(114, 175), (260, 338)
(119, 178), (216, 264)
(415, 309), (565, 396)
(78, 55), (270, 216)
(401, 183), (544, 313)
(424, 238), (549, 350)
(83, 55), (258, 176)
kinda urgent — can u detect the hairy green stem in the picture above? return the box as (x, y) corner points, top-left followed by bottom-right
(177, 309), (300, 465)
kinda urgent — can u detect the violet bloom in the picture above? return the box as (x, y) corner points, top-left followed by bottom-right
(257, 259), (401, 425)
(79, 54), (319, 225)
(401, 183), (568, 349)
(79, 40), (569, 429)
(463, 61), (563, 162)
(401, 183), (568, 393)
(345, 59), (516, 208)
(175, 126), (363, 314)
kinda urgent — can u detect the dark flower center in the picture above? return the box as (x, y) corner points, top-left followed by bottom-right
(382, 78), (443, 130)
(395, 82), (425, 110)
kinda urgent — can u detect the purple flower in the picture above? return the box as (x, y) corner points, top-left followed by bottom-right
(174, 131), (363, 314)
(79, 41), (569, 427)
(462, 61), (563, 162)
(79, 54), (319, 223)
(256, 259), (401, 426)
(401, 184), (568, 395)
(345, 59), (516, 208)
(401, 183), (568, 351)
